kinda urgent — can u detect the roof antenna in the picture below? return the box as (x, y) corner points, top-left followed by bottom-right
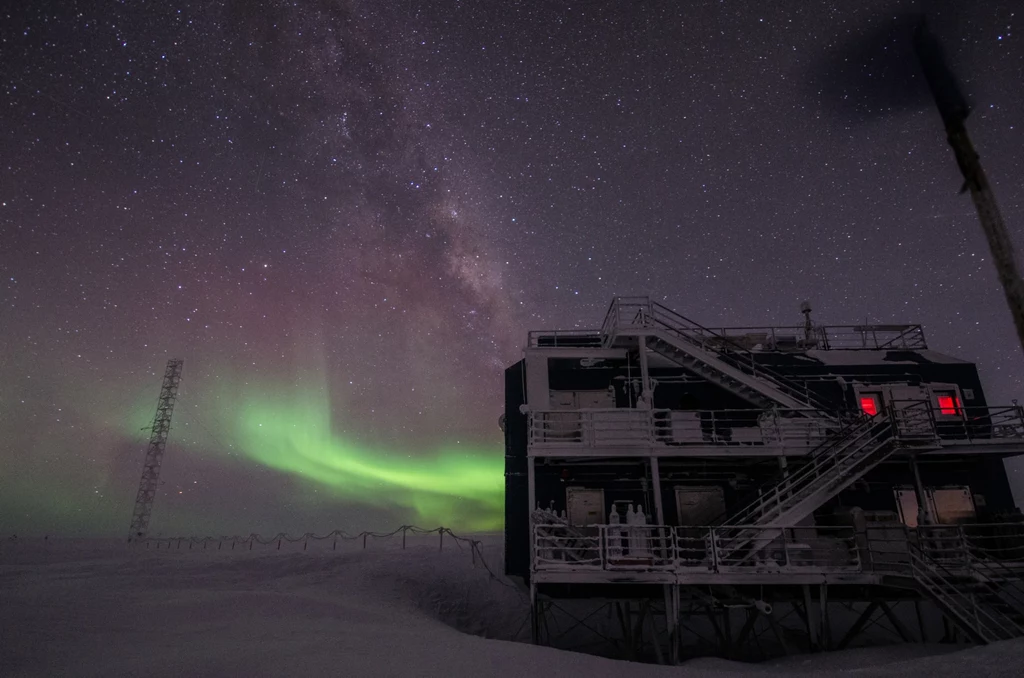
(800, 301), (814, 346)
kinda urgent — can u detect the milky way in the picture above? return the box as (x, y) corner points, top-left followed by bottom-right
(2, 0), (1022, 536)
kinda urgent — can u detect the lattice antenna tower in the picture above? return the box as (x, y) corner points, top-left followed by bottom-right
(128, 358), (184, 541)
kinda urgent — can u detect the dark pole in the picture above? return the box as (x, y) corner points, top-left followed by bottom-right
(914, 20), (1024, 354)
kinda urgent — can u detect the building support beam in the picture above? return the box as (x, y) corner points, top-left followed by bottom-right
(802, 585), (819, 650)
(707, 603), (727, 651)
(722, 607), (734, 657)
(616, 601), (635, 661)
(765, 611), (794, 656)
(669, 585), (681, 665)
(819, 584), (831, 650)
(530, 583), (539, 645)
(643, 601), (666, 665)
(736, 608), (761, 658)
(879, 601), (916, 643)
(527, 456), (536, 514)
(837, 601), (880, 650)
(777, 454), (791, 501)
(915, 600), (928, 643)
(638, 334), (652, 406)
(650, 456), (665, 524)
(650, 452), (675, 664)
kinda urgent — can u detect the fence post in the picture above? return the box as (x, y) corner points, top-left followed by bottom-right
(710, 529), (719, 571)
(277, 539), (281, 550)
(471, 541), (477, 566)
(218, 540), (222, 550)
(333, 537), (337, 551)
(439, 528), (444, 551)
(189, 541), (192, 550)
(363, 533), (367, 549)
(249, 539), (253, 551)
(402, 527), (407, 550)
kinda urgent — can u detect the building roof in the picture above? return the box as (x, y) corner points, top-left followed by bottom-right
(802, 349), (970, 366)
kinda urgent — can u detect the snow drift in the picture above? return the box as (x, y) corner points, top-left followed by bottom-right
(2, 534), (1022, 677)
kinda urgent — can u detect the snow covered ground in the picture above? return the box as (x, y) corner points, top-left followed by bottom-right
(2, 534), (1023, 677)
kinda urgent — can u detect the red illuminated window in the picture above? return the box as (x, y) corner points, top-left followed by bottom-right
(860, 395), (879, 416)
(936, 393), (962, 416)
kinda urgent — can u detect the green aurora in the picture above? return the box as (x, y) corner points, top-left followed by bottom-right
(217, 386), (505, 531)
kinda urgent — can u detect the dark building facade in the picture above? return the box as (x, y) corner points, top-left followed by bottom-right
(504, 297), (1024, 659)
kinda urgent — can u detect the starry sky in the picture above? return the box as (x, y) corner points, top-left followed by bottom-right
(2, 0), (1022, 537)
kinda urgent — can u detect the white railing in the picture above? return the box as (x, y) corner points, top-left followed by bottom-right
(654, 323), (929, 352)
(863, 523), (1024, 643)
(533, 524), (862, 575)
(888, 400), (1024, 445)
(534, 524), (603, 569)
(528, 407), (836, 451)
(602, 297), (839, 413)
(931, 405), (1024, 443)
(526, 329), (602, 348)
(598, 295), (926, 351)
(529, 409), (655, 447)
(603, 524), (676, 571)
(864, 524), (1024, 570)
(889, 400), (940, 441)
(528, 402), (1024, 452)
(534, 520), (1024, 623)
(711, 525), (861, 572)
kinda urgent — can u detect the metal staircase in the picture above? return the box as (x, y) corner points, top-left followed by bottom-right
(604, 297), (905, 562)
(906, 542), (1024, 643)
(727, 416), (896, 528)
(968, 559), (1024, 621)
(604, 298), (940, 568)
(714, 414), (898, 562)
(603, 297), (835, 415)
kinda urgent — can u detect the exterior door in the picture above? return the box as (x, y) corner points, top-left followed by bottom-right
(855, 388), (884, 417)
(895, 486), (976, 528)
(674, 486), (726, 526)
(928, 383), (967, 438)
(931, 487), (976, 524)
(894, 487), (935, 528)
(566, 487), (605, 526)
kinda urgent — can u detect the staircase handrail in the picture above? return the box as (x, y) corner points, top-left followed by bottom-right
(646, 301), (838, 414)
(724, 415), (889, 528)
(907, 538), (1024, 641)
(959, 529), (1024, 616)
(700, 415), (862, 526)
(968, 555), (1024, 618)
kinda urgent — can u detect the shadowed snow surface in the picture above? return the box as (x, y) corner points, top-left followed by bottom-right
(2, 535), (1023, 677)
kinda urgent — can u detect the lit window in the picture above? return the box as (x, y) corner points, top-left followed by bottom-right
(860, 395), (879, 416)
(936, 394), (961, 416)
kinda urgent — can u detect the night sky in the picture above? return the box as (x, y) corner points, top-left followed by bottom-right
(2, 1), (1022, 537)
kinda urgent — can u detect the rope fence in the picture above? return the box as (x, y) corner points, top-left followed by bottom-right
(133, 525), (511, 587)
